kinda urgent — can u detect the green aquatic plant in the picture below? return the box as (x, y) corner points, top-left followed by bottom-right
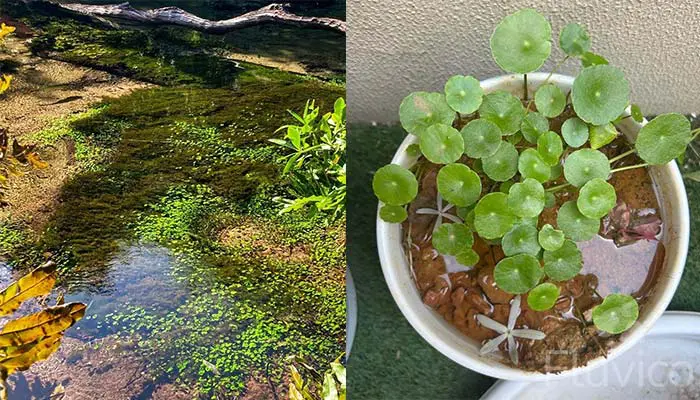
(373, 8), (699, 336)
(30, 106), (125, 172)
(271, 98), (346, 221)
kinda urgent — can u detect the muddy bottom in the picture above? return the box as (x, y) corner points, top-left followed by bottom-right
(405, 135), (664, 373)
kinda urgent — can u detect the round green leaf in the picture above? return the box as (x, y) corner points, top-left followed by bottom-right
(630, 104), (644, 123)
(457, 206), (473, 220)
(460, 119), (502, 159)
(577, 178), (617, 219)
(490, 9), (552, 74)
(518, 215), (539, 229)
(636, 113), (692, 165)
(543, 239), (583, 281)
(419, 124), (465, 164)
(472, 159), (483, 173)
(589, 122), (618, 150)
(561, 117), (589, 148)
(456, 249), (480, 266)
(379, 205), (407, 223)
(559, 23), (591, 57)
(550, 163), (563, 180)
(580, 52), (609, 67)
(437, 163), (482, 207)
(445, 75), (484, 114)
(502, 223), (541, 256)
(399, 92), (455, 137)
(537, 131), (563, 166)
(478, 91), (527, 135)
(507, 178), (545, 218)
(482, 141), (519, 182)
(572, 65), (630, 125)
(544, 191), (556, 208)
(507, 131), (523, 146)
(592, 294), (639, 334)
(534, 84), (566, 118)
(494, 254), (544, 294)
(563, 149), (610, 187)
(432, 223), (474, 256)
(373, 164), (418, 206)
(527, 282), (560, 311)
(538, 224), (565, 251)
(474, 192), (517, 239)
(499, 180), (515, 194)
(521, 112), (550, 144)
(464, 208), (476, 231)
(556, 201), (600, 241)
(406, 143), (422, 157)
(518, 148), (550, 183)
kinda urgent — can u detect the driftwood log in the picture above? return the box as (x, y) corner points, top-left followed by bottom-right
(21, 1), (347, 34)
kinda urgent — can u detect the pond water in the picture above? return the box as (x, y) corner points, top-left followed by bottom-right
(2, 241), (280, 398)
(0, 244), (183, 395)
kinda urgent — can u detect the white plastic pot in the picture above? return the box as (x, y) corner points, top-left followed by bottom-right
(376, 73), (689, 381)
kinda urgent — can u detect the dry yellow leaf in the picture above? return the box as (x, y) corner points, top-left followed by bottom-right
(0, 75), (12, 95)
(0, 262), (57, 317)
(0, 334), (62, 376)
(0, 24), (15, 41)
(26, 152), (49, 169)
(0, 302), (86, 347)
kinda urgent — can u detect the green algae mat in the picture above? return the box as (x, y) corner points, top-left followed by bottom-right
(2, 82), (345, 397)
(347, 121), (700, 399)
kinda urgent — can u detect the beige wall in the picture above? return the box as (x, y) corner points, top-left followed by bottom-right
(347, 0), (700, 123)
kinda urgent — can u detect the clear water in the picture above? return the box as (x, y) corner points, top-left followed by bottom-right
(1, 243), (199, 397)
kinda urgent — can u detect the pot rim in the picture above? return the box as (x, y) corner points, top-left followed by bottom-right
(376, 73), (690, 381)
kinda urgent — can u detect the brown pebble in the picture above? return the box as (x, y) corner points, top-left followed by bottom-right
(478, 266), (514, 304)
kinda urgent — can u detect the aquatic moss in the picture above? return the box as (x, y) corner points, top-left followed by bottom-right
(134, 184), (225, 252)
(31, 106), (128, 171)
(36, 80), (340, 268)
(28, 20), (242, 87)
(13, 76), (345, 396)
(0, 221), (30, 256)
(24, 16), (344, 87)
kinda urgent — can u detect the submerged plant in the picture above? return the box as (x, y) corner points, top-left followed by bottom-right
(373, 9), (698, 336)
(271, 98), (346, 221)
(477, 296), (545, 365)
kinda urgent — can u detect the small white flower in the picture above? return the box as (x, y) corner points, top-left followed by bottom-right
(476, 295), (546, 365)
(416, 193), (463, 231)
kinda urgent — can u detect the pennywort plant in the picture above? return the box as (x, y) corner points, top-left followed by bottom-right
(373, 9), (697, 335)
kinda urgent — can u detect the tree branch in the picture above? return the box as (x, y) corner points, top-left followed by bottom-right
(23, 1), (347, 34)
